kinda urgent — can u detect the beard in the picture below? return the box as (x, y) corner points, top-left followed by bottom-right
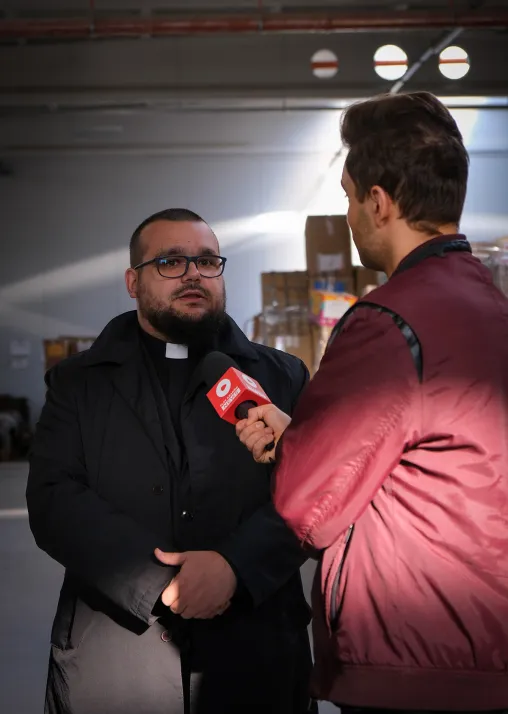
(351, 208), (385, 272)
(138, 282), (227, 351)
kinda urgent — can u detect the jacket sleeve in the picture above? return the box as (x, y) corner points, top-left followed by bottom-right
(216, 357), (310, 607)
(273, 308), (419, 550)
(26, 364), (177, 625)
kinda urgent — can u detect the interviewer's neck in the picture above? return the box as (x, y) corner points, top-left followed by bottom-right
(384, 223), (459, 277)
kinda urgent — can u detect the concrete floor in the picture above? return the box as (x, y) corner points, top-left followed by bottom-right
(0, 462), (62, 714)
(0, 462), (335, 714)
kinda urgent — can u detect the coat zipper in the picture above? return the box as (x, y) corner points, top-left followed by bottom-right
(329, 524), (354, 629)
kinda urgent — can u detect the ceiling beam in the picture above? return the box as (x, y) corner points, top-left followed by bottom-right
(0, 8), (507, 42)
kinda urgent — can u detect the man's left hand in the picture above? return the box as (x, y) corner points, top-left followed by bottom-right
(155, 549), (237, 619)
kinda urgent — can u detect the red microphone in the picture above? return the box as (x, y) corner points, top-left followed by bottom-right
(203, 351), (275, 452)
(204, 353), (270, 425)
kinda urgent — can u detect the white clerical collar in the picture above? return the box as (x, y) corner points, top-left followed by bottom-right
(165, 343), (188, 360)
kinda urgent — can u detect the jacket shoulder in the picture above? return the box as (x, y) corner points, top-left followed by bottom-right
(44, 350), (92, 388)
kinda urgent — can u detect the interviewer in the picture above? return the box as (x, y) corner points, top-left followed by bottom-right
(237, 92), (508, 714)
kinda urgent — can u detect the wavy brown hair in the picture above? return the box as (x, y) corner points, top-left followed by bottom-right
(341, 92), (469, 235)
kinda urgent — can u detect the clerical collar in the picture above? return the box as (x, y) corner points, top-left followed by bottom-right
(139, 326), (188, 360)
(165, 343), (188, 360)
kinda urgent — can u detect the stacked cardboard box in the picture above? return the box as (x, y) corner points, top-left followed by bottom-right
(305, 215), (354, 288)
(261, 271), (309, 311)
(254, 215), (385, 375)
(354, 266), (384, 297)
(257, 271), (314, 371)
(43, 336), (95, 372)
(306, 216), (356, 357)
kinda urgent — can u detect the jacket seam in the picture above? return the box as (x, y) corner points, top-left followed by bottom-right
(303, 388), (412, 547)
(304, 306), (419, 546)
(335, 302), (423, 384)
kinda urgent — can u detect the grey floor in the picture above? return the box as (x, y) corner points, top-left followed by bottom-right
(0, 462), (335, 714)
(0, 462), (62, 714)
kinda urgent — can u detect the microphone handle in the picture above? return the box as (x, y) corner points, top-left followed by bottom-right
(235, 400), (275, 453)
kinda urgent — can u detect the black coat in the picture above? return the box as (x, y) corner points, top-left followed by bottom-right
(27, 312), (314, 714)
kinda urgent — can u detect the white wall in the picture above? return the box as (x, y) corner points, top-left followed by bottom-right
(1, 106), (508, 422)
(0, 108), (334, 419)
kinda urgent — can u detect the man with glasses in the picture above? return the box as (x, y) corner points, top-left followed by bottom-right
(27, 208), (314, 714)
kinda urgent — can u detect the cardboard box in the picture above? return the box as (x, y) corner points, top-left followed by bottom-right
(43, 336), (95, 372)
(313, 323), (334, 374)
(43, 339), (69, 371)
(263, 325), (316, 376)
(261, 271), (309, 310)
(250, 314), (263, 344)
(282, 329), (316, 375)
(305, 216), (352, 277)
(309, 289), (357, 327)
(354, 267), (383, 297)
(65, 337), (95, 355)
(309, 274), (355, 295)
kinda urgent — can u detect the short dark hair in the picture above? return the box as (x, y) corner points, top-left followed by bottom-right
(341, 92), (469, 234)
(129, 208), (206, 267)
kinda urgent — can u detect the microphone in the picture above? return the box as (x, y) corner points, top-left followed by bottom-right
(203, 351), (275, 450)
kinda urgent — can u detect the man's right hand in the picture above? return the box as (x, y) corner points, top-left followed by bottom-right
(236, 404), (292, 464)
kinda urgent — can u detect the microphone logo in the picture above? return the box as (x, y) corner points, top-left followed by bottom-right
(216, 378), (232, 398)
(206, 364), (271, 424)
(241, 374), (258, 390)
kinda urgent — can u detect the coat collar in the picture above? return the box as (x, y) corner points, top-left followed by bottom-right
(80, 310), (260, 367)
(78, 312), (259, 474)
(392, 234), (471, 277)
(78, 311), (259, 473)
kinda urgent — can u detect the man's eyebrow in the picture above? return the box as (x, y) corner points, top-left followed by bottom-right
(154, 247), (184, 257)
(155, 247), (220, 258)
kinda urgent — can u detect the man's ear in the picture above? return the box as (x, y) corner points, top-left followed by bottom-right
(369, 184), (393, 228)
(125, 268), (138, 299)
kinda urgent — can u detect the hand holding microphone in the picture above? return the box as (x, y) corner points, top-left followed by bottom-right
(236, 404), (292, 464)
(203, 351), (291, 463)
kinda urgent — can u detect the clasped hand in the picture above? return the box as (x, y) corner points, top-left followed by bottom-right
(155, 548), (237, 619)
(154, 406), (291, 619)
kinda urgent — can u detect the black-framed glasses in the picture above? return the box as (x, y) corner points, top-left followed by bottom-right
(134, 255), (227, 279)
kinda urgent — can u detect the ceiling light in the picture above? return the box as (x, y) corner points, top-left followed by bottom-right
(439, 46), (470, 80)
(311, 49), (339, 79)
(374, 44), (408, 81)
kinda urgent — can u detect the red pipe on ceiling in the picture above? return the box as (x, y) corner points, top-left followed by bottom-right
(0, 10), (507, 40)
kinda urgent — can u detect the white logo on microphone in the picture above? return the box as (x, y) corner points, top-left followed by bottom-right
(242, 374), (258, 390)
(216, 378), (232, 398)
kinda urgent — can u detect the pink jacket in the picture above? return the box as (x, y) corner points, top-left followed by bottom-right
(274, 237), (508, 710)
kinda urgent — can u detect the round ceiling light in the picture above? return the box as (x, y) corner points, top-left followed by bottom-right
(374, 44), (408, 81)
(311, 49), (339, 79)
(439, 46), (470, 80)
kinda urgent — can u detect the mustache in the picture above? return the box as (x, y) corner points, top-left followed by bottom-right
(172, 284), (210, 299)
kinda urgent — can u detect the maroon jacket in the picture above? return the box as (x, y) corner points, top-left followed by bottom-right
(274, 236), (508, 710)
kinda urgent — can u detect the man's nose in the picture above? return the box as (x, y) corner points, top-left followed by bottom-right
(182, 260), (201, 281)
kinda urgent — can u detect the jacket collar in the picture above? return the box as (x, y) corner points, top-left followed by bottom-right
(80, 310), (259, 367)
(79, 311), (259, 472)
(392, 234), (471, 278)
